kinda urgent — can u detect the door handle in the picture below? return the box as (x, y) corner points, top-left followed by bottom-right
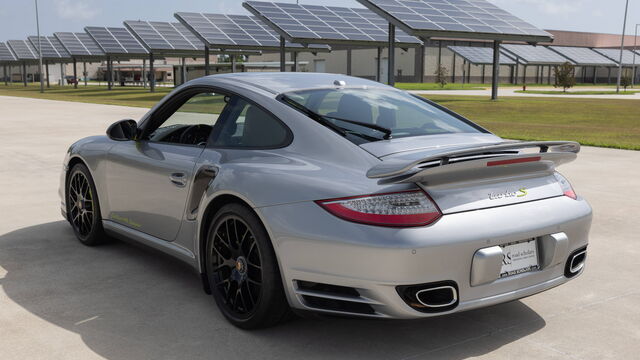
(169, 172), (187, 187)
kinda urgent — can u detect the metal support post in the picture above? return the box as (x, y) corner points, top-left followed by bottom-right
(149, 53), (155, 93)
(280, 37), (286, 72)
(291, 52), (297, 72)
(107, 56), (112, 90)
(376, 47), (382, 82)
(388, 23), (396, 86)
(45, 61), (49, 87)
(346, 49), (352, 75)
(204, 46), (210, 76)
(73, 58), (78, 89)
(491, 40), (501, 100)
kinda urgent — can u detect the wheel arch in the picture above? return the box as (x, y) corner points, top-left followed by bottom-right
(197, 192), (280, 296)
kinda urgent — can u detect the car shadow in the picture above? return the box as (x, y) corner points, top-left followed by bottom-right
(0, 221), (546, 360)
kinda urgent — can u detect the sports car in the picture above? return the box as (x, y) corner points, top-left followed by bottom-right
(60, 72), (592, 329)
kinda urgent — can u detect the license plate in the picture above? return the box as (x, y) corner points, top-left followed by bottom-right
(500, 239), (539, 278)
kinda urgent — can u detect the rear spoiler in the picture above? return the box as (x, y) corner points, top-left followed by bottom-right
(367, 141), (580, 184)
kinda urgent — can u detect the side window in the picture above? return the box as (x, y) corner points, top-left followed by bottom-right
(212, 97), (289, 148)
(148, 92), (227, 146)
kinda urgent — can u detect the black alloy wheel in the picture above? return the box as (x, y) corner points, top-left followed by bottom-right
(206, 203), (290, 329)
(67, 164), (108, 246)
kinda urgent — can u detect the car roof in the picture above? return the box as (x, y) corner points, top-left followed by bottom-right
(201, 72), (390, 94)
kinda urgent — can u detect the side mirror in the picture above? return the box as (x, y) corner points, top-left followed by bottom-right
(107, 119), (138, 141)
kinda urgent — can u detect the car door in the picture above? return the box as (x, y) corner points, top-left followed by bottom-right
(105, 89), (230, 241)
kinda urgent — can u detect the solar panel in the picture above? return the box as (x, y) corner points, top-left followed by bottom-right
(548, 46), (616, 66)
(241, 2), (421, 46)
(501, 44), (569, 65)
(27, 36), (70, 59)
(85, 26), (148, 55)
(448, 46), (516, 65)
(175, 12), (330, 51)
(592, 48), (639, 66)
(48, 36), (71, 59)
(7, 40), (38, 60)
(356, 0), (552, 43)
(54, 32), (104, 57)
(124, 20), (201, 52)
(0, 42), (17, 62)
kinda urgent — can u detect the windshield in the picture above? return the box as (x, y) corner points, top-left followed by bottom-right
(283, 88), (485, 144)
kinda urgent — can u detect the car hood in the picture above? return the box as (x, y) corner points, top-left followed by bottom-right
(359, 133), (503, 159)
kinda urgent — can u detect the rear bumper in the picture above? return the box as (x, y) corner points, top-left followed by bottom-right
(258, 195), (592, 319)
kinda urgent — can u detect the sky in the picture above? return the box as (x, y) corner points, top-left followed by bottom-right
(1, 0), (639, 42)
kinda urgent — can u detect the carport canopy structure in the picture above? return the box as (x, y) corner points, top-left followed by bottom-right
(448, 46), (516, 65)
(84, 26), (150, 91)
(355, 0), (553, 98)
(547, 46), (616, 67)
(123, 20), (262, 85)
(6, 40), (39, 86)
(174, 11), (331, 74)
(0, 42), (18, 85)
(448, 45), (516, 85)
(592, 48), (639, 66)
(242, 2), (421, 78)
(27, 36), (73, 88)
(54, 32), (106, 88)
(501, 44), (569, 65)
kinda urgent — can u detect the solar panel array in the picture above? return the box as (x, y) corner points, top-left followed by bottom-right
(7, 40), (38, 60)
(242, 2), (421, 45)
(85, 26), (148, 55)
(448, 46), (516, 65)
(501, 44), (569, 65)
(356, 0), (552, 42)
(548, 46), (616, 66)
(125, 20), (204, 52)
(592, 48), (639, 66)
(27, 36), (70, 59)
(175, 12), (329, 50)
(0, 42), (17, 62)
(54, 32), (105, 57)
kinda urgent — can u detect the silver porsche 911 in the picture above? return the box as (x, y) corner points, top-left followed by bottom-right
(59, 72), (592, 329)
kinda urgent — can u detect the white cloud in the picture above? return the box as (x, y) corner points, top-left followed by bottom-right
(54, 0), (99, 20)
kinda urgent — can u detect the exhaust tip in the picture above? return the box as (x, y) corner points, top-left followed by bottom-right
(397, 281), (459, 313)
(416, 286), (458, 308)
(565, 246), (587, 278)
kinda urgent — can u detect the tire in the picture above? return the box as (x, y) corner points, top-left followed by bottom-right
(66, 163), (109, 246)
(205, 203), (291, 329)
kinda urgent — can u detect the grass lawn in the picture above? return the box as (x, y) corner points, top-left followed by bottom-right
(395, 82), (486, 91)
(0, 84), (638, 150)
(395, 82), (623, 91)
(424, 95), (640, 150)
(515, 90), (639, 95)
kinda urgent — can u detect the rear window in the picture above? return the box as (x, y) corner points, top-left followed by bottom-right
(283, 88), (484, 144)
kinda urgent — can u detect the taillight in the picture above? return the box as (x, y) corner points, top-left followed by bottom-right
(554, 172), (577, 200)
(316, 190), (441, 227)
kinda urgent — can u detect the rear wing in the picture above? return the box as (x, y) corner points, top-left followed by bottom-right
(367, 141), (580, 185)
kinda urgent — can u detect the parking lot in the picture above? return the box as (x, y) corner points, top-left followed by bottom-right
(0, 95), (639, 359)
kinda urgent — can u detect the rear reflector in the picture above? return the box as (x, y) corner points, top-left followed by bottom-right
(554, 172), (578, 200)
(316, 190), (441, 227)
(487, 156), (541, 167)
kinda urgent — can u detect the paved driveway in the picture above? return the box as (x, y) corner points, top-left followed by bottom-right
(410, 86), (640, 99)
(0, 95), (638, 360)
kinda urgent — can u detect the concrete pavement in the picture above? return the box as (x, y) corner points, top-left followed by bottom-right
(0, 95), (639, 359)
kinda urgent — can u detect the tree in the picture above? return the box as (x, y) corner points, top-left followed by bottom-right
(620, 72), (632, 91)
(434, 65), (448, 88)
(553, 62), (576, 92)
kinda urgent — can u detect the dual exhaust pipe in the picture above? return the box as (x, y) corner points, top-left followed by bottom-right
(397, 281), (459, 313)
(565, 247), (587, 278)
